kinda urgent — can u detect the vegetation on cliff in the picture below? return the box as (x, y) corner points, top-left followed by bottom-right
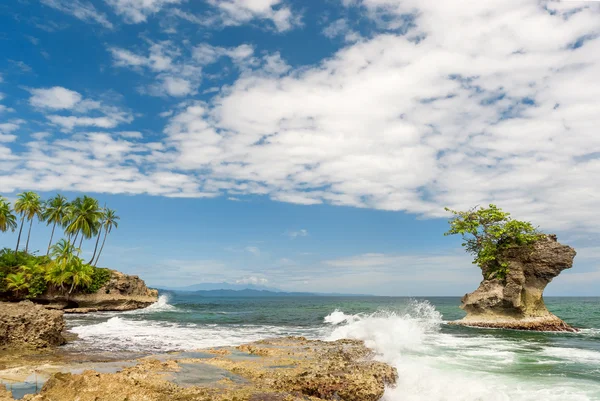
(445, 204), (543, 280)
(0, 192), (119, 299)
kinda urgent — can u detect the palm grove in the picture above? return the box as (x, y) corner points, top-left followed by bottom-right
(0, 192), (119, 299)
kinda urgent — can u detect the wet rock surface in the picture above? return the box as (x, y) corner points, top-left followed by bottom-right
(452, 235), (577, 332)
(34, 270), (158, 312)
(0, 301), (66, 350)
(3, 337), (396, 401)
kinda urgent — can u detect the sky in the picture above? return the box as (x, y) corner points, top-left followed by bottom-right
(0, 0), (599, 296)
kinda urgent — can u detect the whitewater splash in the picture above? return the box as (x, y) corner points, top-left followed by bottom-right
(321, 301), (599, 401)
(128, 295), (176, 314)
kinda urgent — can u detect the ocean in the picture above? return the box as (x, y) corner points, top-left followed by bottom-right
(66, 293), (600, 401)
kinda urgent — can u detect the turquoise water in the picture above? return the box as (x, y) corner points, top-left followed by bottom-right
(66, 294), (600, 400)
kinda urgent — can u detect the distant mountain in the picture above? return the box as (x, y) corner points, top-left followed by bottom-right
(157, 287), (371, 298)
(161, 282), (283, 292)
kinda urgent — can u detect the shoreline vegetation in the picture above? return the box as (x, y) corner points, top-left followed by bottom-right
(0, 192), (118, 300)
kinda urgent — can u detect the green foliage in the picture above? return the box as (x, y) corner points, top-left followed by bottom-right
(1, 191), (120, 300)
(86, 268), (112, 294)
(445, 204), (543, 280)
(0, 197), (17, 233)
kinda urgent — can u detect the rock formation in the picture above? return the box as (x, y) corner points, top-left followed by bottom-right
(0, 301), (66, 349)
(34, 270), (158, 312)
(451, 235), (577, 332)
(9, 337), (397, 401)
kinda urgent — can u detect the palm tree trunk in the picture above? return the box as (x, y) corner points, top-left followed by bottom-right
(47, 222), (57, 256)
(15, 216), (25, 253)
(25, 218), (34, 253)
(72, 232), (79, 248)
(94, 229), (109, 267)
(78, 235), (84, 255)
(88, 227), (103, 264)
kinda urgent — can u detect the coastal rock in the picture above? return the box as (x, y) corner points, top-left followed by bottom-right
(0, 385), (12, 401)
(451, 235), (577, 332)
(0, 301), (66, 349)
(34, 270), (158, 312)
(19, 337), (396, 401)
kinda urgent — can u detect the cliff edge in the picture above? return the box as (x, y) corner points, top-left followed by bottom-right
(34, 270), (158, 313)
(451, 234), (577, 332)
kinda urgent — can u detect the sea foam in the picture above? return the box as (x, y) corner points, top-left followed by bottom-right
(322, 301), (598, 401)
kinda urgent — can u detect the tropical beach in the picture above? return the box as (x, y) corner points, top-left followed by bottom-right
(2, 0), (600, 399)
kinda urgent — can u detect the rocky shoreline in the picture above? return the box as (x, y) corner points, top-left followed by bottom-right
(0, 337), (397, 401)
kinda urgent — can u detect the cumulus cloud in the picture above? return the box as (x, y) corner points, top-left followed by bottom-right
(172, 0), (300, 32)
(5, 0), (600, 237)
(29, 87), (83, 110)
(105, 0), (182, 23)
(29, 87), (133, 132)
(41, 0), (113, 28)
(109, 41), (258, 97)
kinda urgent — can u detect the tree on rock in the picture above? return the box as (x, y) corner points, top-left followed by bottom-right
(444, 204), (542, 280)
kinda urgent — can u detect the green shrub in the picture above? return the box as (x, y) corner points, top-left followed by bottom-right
(86, 267), (112, 294)
(445, 204), (542, 280)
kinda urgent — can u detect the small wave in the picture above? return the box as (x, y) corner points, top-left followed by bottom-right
(126, 295), (176, 314)
(541, 346), (600, 364)
(68, 317), (324, 352)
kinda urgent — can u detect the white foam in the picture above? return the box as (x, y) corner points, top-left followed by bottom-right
(68, 317), (323, 352)
(322, 301), (600, 401)
(129, 295), (176, 314)
(541, 346), (600, 363)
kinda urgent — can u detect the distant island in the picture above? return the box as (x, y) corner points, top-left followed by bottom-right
(160, 287), (372, 297)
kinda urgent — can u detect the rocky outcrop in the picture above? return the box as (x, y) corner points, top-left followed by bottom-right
(34, 270), (158, 312)
(451, 234), (577, 332)
(0, 301), (66, 349)
(13, 337), (397, 401)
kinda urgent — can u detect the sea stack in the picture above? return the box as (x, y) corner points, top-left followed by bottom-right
(452, 234), (577, 332)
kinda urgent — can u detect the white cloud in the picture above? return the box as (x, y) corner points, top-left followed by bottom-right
(245, 246), (261, 256)
(105, 0), (182, 23)
(5, 0), (600, 239)
(29, 87), (83, 110)
(173, 0), (300, 32)
(29, 86), (133, 132)
(285, 229), (308, 238)
(235, 276), (269, 285)
(41, 0), (113, 29)
(157, 0), (600, 233)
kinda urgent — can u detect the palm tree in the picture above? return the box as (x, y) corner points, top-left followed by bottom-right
(50, 239), (78, 266)
(6, 272), (29, 297)
(14, 191), (43, 253)
(94, 208), (119, 267)
(64, 196), (102, 254)
(42, 195), (69, 256)
(0, 197), (17, 233)
(68, 260), (94, 293)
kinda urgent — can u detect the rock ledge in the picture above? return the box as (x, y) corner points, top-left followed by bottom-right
(0, 301), (66, 349)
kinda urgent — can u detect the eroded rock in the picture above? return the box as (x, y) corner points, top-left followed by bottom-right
(0, 301), (66, 349)
(451, 235), (577, 332)
(17, 337), (396, 401)
(34, 270), (158, 312)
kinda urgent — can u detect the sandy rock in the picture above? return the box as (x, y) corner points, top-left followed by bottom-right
(0, 385), (12, 401)
(24, 337), (396, 401)
(34, 270), (158, 312)
(452, 235), (577, 332)
(0, 301), (66, 349)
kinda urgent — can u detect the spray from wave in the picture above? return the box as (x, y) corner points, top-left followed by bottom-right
(322, 301), (598, 401)
(130, 295), (176, 314)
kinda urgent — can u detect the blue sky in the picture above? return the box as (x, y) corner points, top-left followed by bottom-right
(1, 0), (599, 295)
